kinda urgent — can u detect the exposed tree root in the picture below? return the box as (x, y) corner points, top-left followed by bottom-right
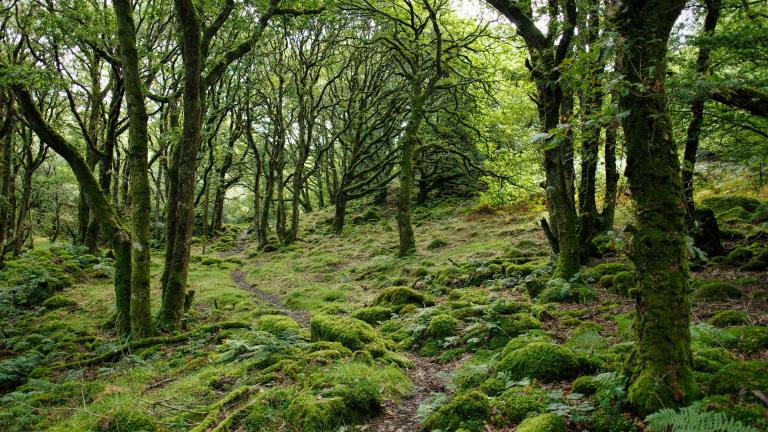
(189, 385), (260, 432)
(52, 321), (251, 370)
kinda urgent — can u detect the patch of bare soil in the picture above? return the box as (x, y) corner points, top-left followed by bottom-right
(230, 269), (311, 328)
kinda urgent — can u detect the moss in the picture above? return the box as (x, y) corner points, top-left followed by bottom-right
(718, 206), (752, 223)
(723, 326), (768, 354)
(572, 375), (599, 395)
(421, 390), (490, 432)
(710, 361), (768, 400)
(691, 281), (742, 301)
(41, 295), (78, 309)
(255, 315), (302, 334)
(627, 365), (697, 416)
(399, 304), (417, 314)
(611, 271), (634, 296)
(537, 279), (596, 304)
(284, 394), (346, 432)
(504, 263), (539, 277)
(351, 306), (394, 325)
(591, 233), (617, 256)
(583, 262), (631, 282)
(516, 413), (566, 432)
(427, 237), (449, 249)
(97, 408), (157, 432)
(590, 406), (637, 432)
(701, 195), (762, 214)
(740, 250), (768, 271)
(372, 286), (434, 308)
(707, 310), (749, 328)
(310, 314), (379, 351)
(700, 395), (768, 430)
(726, 247), (754, 265)
(447, 288), (488, 304)
(597, 274), (615, 288)
(500, 331), (553, 357)
(426, 314), (458, 339)
(693, 347), (735, 373)
(352, 350), (374, 365)
(495, 313), (541, 338)
(496, 342), (591, 382)
(200, 256), (223, 266)
(490, 386), (549, 425)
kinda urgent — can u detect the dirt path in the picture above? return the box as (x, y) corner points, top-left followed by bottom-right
(363, 354), (454, 432)
(230, 269), (311, 327)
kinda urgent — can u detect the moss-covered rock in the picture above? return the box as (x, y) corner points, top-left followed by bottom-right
(490, 386), (549, 425)
(693, 347), (735, 373)
(740, 250), (768, 271)
(351, 306), (394, 325)
(421, 390), (490, 431)
(700, 395), (768, 431)
(310, 314), (379, 351)
(701, 195), (762, 214)
(691, 281), (742, 301)
(41, 295), (78, 309)
(372, 286), (434, 308)
(611, 271), (634, 296)
(427, 237), (449, 249)
(726, 247), (754, 265)
(500, 331), (553, 358)
(255, 315), (302, 334)
(284, 394), (346, 432)
(723, 326), (768, 354)
(707, 310), (749, 328)
(496, 342), (591, 382)
(98, 408), (157, 432)
(710, 361), (768, 399)
(583, 262), (631, 282)
(426, 314), (459, 339)
(516, 413), (566, 432)
(572, 375), (599, 395)
(495, 313), (541, 338)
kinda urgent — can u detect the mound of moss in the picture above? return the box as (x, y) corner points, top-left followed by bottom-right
(583, 262), (631, 282)
(351, 306), (394, 325)
(421, 390), (490, 431)
(691, 281), (742, 301)
(572, 375), (599, 395)
(426, 314), (459, 339)
(710, 361), (768, 399)
(516, 413), (566, 432)
(490, 386), (549, 425)
(537, 279), (596, 304)
(284, 394), (346, 432)
(707, 310), (749, 328)
(372, 286), (434, 308)
(611, 271), (634, 296)
(496, 342), (592, 382)
(500, 331), (553, 357)
(700, 395), (768, 431)
(701, 195), (762, 214)
(255, 315), (302, 334)
(723, 326), (768, 354)
(693, 347), (735, 373)
(41, 295), (78, 310)
(310, 314), (379, 351)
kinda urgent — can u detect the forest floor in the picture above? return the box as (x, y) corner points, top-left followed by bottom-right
(1, 195), (767, 432)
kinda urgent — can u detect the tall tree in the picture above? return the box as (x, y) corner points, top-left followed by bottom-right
(612, 0), (696, 414)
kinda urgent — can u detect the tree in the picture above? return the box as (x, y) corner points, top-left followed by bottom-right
(612, 0), (696, 414)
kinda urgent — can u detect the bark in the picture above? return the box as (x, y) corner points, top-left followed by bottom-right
(114, 0), (153, 338)
(158, 0), (203, 330)
(13, 86), (133, 334)
(682, 0), (721, 222)
(710, 85), (768, 118)
(614, 0), (696, 415)
(396, 88), (423, 257)
(333, 190), (348, 234)
(600, 118), (618, 231)
(0, 95), (14, 266)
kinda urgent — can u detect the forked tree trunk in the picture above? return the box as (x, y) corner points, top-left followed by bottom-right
(615, 0), (696, 415)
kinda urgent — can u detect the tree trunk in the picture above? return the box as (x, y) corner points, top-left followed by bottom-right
(600, 118), (618, 231)
(0, 97), (13, 266)
(682, 0), (721, 222)
(333, 190), (348, 234)
(396, 88), (423, 257)
(615, 0), (696, 415)
(114, 0), (153, 338)
(13, 86), (133, 335)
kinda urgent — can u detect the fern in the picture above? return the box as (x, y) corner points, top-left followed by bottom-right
(646, 402), (760, 432)
(567, 330), (604, 353)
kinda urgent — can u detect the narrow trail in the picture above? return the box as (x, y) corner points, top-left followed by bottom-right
(230, 269), (310, 327)
(224, 237), (453, 431)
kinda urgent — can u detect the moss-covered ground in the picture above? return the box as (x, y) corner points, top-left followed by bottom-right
(1, 195), (767, 431)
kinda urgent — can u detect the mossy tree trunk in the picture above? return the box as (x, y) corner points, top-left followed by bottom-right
(14, 86), (133, 334)
(114, 0), (153, 338)
(396, 88), (423, 257)
(614, 0), (696, 415)
(0, 92), (13, 267)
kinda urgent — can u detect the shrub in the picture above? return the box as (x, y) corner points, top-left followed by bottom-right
(421, 390), (490, 431)
(516, 413), (567, 432)
(708, 310), (749, 328)
(496, 342), (592, 382)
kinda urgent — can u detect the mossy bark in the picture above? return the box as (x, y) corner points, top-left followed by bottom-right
(13, 86), (133, 334)
(614, 0), (696, 415)
(396, 89), (423, 257)
(114, 0), (153, 338)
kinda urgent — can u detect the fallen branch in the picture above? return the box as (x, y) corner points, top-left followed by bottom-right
(52, 321), (251, 370)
